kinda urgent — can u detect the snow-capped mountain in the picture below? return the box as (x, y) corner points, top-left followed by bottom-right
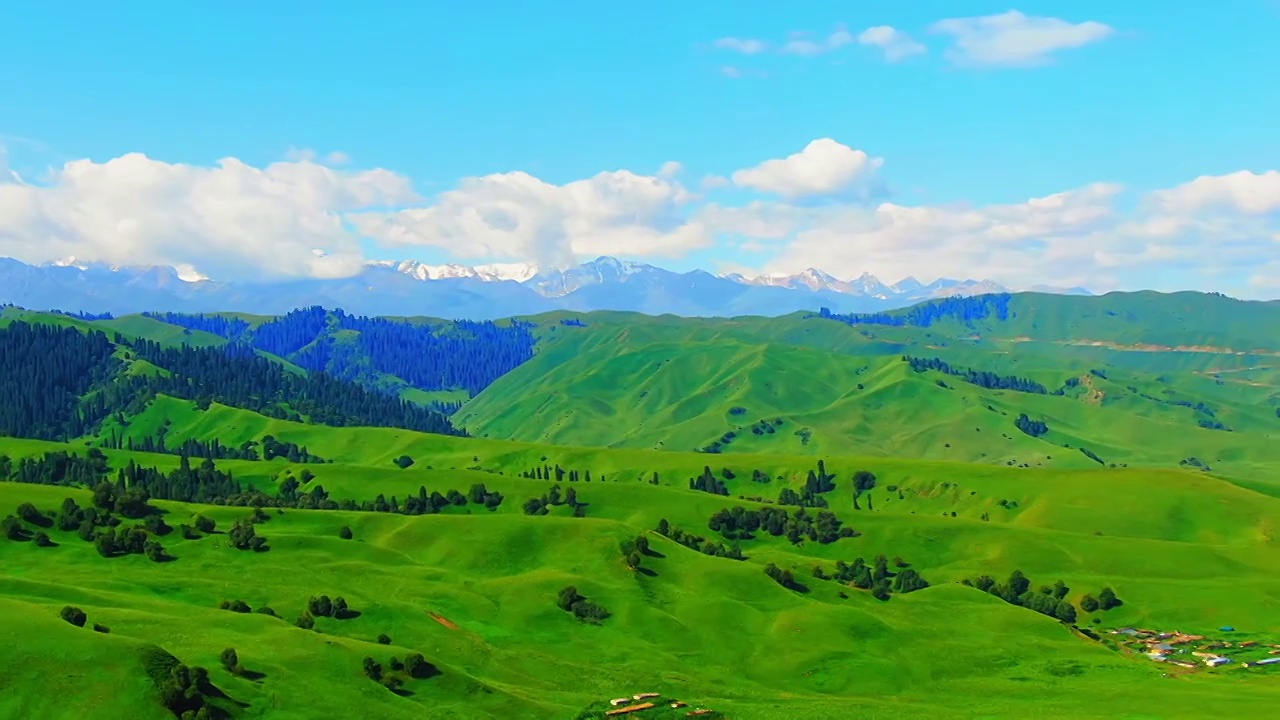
(0, 254), (1060, 320)
(369, 259), (539, 284)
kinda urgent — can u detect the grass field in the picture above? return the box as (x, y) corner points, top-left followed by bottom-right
(456, 298), (1280, 480)
(4, 403), (1280, 718)
(3, 293), (1280, 718)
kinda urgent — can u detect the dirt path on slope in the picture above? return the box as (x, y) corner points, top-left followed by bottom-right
(427, 611), (459, 630)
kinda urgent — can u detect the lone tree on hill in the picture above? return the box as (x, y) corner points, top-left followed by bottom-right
(220, 648), (241, 675)
(60, 606), (87, 627)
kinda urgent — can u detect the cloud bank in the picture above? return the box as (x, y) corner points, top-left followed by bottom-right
(1, 140), (1276, 297)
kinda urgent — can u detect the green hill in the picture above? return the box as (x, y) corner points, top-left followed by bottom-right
(2, 293), (1279, 718)
(457, 296), (1280, 481)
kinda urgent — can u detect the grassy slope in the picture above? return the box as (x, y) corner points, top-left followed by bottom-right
(2, 462), (1278, 719)
(4, 294), (1280, 717)
(457, 317), (1279, 478)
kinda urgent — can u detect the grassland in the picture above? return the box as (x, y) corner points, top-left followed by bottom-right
(4, 398), (1280, 718)
(3, 292), (1280, 718)
(458, 304), (1280, 482)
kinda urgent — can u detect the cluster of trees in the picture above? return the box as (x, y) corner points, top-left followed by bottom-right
(962, 572), (1080, 623)
(518, 464), (598, 482)
(706, 505), (856, 545)
(139, 645), (226, 720)
(4, 450), (507, 541)
(699, 418), (785, 453)
(521, 483), (587, 517)
(283, 481), (505, 515)
(52, 309), (115, 321)
(689, 467), (729, 495)
(259, 436), (326, 463)
(361, 651), (437, 693)
(148, 307), (538, 397)
(1014, 413), (1049, 437)
(103, 431), (261, 461)
(903, 356), (1049, 394)
(3, 489), (172, 561)
(143, 312), (251, 340)
(655, 518), (746, 560)
(304, 594), (357, 620)
(814, 556), (930, 601)
(92, 520), (170, 560)
(0, 322), (121, 440)
(620, 534), (654, 571)
(555, 586), (611, 624)
(818, 294), (1012, 328)
(776, 460), (841, 507)
(1079, 587), (1123, 612)
(0, 320), (480, 442)
(124, 338), (463, 436)
(764, 563), (805, 592)
(227, 516), (268, 552)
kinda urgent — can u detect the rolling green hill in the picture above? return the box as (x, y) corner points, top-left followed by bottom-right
(2, 292), (1279, 718)
(457, 296), (1280, 482)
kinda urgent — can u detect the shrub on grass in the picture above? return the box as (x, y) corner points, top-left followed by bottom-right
(60, 606), (87, 627)
(219, 648), (241, 675)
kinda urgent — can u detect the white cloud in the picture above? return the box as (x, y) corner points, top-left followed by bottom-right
(730, 138), (884, 199)
(930, 10), (1114, 67)
(697, 171), (1280, 296)
(349, 169), (711, 270)
(658, 161), (683, 179)
(1146, 170), (1280, 215)
(857, 26), (927, 62)
(0, 151), (415, 280)
(780, 26), (854, 56)
(713, 37), (769, 55)
(2, 138), (1276, 298)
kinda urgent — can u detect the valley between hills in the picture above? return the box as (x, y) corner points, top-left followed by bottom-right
(2, 290), (1279, 719)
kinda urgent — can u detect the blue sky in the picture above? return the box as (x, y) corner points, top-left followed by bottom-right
(1, 1), (1278, 294)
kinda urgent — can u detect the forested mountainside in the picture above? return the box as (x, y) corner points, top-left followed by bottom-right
(0, 319), (461, 442)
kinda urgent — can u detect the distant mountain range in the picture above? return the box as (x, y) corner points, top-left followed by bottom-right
(0, 255), (1091, 319)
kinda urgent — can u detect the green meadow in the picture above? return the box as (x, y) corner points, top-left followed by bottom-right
(2, 293), (1279, 718)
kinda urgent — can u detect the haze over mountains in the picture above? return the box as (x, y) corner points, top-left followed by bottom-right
(0, 255), (1088, 319)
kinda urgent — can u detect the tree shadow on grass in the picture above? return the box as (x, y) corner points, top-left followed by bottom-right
(200, 682), (251, 709)
(391, 688), (416, 698)
(240, 669), (267, 682)
(636, 567), (658, 578)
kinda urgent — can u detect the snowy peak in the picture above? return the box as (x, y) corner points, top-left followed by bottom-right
(726, 268), (1009, 300)
(849, 272), (893, 299)
(368, 259), (539, 283)
(528, 256), (664, 298)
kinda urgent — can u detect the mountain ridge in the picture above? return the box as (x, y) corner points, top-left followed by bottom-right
(0, 255), (1090, 319)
